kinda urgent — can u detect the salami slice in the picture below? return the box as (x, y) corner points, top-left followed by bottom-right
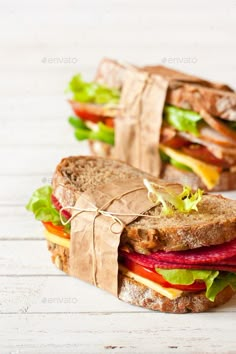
(218, 255), (236, 265)
(120, 250), (236, 272)
(152, 261), (236, 272)
(150, 238), (236, 264)
(51, 194), (71, 220)
(119, 251), (158, 269)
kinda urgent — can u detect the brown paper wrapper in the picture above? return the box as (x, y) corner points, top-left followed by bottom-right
(69, 178), (154, 296)
(114, 70), (168, 176)
(95, 57), (137, 90)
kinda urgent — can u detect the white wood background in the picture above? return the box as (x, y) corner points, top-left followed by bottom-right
(1, 0), (236, 353)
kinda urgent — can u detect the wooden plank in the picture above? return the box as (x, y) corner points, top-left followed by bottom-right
(0, 275), (235, 315)
(0, 144), (90, 176)
(0, 240), (59, 275)
(0, 175), (53, 206)
(0, 115), (80, 146)
(0, 275), (146, 314)
(0, 206), (44, 240)
(0, 312), (236, 353)
(0, 95), (70, 117)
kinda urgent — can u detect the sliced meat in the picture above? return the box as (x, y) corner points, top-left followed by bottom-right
(160, 125), (176, 142)
(148, 261), (236, 272)
(218, 256), (236, 265)
(178, 131), (236, 164)
(160, 126), (190, 148)
(181, 145), (230, 168)
(51, 194), (71, 220)
(150, 237), (236, 264)
(201, 109), (236, 142)
(120, 249), (236, 272)
(199, 124), (236, 148)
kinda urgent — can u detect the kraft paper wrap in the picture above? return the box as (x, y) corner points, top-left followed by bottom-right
(69, 178), (154, 296)
(114, 70), (168, 176)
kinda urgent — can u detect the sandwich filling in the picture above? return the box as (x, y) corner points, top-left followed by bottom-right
(66, 74), (236, 190)
(26, 185), (236, 301)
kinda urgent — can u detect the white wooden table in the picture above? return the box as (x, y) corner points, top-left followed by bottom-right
(1, 0), (236, 353)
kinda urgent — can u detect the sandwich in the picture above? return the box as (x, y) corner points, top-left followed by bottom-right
(26, 156), (236, 313)
(66, 58), (236, 191)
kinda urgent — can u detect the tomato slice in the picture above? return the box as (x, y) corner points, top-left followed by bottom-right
(42, 222), (70, 239)
(121, 258), (206, 292)
(69, 100), (115, 127)
(160, 126), (190, 149)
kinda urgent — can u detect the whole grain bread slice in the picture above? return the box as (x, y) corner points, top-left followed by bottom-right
(96, 58), (236, 121)
(47, 241), (235, 313)
(52, 156), (236, 253)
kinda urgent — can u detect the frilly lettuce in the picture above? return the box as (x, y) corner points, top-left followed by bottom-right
(144, 179), (203, 215)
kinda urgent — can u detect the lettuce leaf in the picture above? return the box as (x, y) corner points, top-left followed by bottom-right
(164, 105), (202, 136)
(156, 268), (236, 301)
(66, 74), (120, 105)
(69, 117), (115, 145)
(169, 158), (192, 172)
(26, 186), (64, 226)
(144, 179), (203, 215)
(206, 272), (236, 301)
(155, 268), (236, 301)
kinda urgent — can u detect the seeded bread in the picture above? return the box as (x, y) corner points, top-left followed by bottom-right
(89, 140), (236, 192)
(47, 241), (235, 313)
(52, 156), (236, 253)
(96, 58), (236, 121)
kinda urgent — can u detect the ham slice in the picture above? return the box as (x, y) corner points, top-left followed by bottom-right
(200, 109), (236, 142)
(199, 124), (236, 148)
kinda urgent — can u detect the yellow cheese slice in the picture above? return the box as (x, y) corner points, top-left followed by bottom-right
(159, 144), (220, 190)
(44, 230), (70, 248)
(119, 265), (183, 300)
(44, 230), (183, 300)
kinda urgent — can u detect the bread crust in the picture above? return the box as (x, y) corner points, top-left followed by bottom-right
(96, 58), (236, 121)
(47, 241), (235, 313)
(52, 155), (236, 253)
